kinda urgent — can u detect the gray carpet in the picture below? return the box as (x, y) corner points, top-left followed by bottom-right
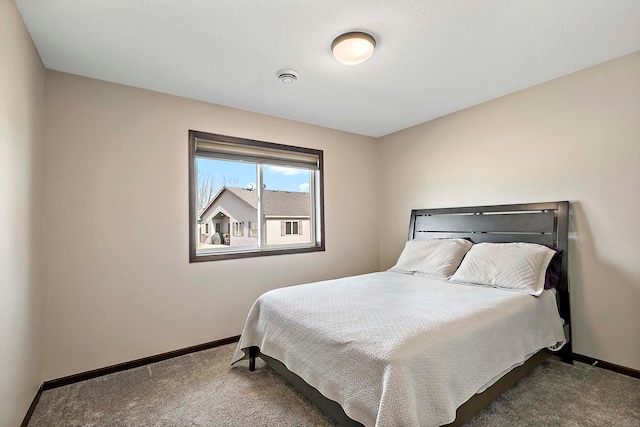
(29, 343), (640, 427)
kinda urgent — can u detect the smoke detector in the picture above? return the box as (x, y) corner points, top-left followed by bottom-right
(277, 69), (298, 84)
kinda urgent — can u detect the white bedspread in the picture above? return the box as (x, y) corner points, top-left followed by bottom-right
(232, 272), (566, 427)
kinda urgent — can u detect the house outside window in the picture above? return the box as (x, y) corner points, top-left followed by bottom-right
(189, 131), (324, 262)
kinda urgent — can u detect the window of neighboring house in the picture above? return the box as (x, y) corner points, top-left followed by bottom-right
(282, 220), (301, 235)
(249, 221), (258, 237)
(204, 223), (209, 234)
(189, 130), (324, 262)
(233, 222), (244, 237)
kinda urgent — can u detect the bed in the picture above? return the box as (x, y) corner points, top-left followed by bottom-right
(232, 202), (572, 426)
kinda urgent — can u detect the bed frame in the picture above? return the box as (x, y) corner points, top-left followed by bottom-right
(248, 201), (572, 426)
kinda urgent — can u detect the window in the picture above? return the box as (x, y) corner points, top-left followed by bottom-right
(189, 130), (324, 262)
(203, 223), (209, 234)
(283, 220), (301, 235)
(233, 222), (244, 237)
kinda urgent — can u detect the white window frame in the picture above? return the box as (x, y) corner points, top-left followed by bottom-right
(283, 220), (301, 235)
(189, 131), (324, 262)
(233, 221), (243, 237)
(249, 221), (258, 237)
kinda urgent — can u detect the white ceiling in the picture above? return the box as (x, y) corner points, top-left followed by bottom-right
(16, 0), (640, 137)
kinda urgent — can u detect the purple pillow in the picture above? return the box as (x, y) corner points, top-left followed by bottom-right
(544, 247), (563, 290)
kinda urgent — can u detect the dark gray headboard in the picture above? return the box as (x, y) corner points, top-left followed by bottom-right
(409, 201), (572, 360)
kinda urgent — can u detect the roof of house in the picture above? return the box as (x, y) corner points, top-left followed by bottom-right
(202, 186), (310, 218)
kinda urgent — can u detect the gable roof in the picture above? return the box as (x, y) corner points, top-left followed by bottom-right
(201, 186), (310, 219)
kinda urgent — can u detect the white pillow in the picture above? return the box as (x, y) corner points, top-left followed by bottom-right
(449, 242), (556, 296)
(389, 238), (473, 280)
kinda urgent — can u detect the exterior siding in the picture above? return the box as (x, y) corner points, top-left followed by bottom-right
(266, 218), (311, 245)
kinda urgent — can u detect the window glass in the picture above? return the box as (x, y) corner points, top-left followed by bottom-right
(196, 158), (257, 254)
(263, 165), (312, 246)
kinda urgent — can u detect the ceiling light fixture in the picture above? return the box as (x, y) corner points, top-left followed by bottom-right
(331, 32), (376, 65)
(276, 69), (298, 84)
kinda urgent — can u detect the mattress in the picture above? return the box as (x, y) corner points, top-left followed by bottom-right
(232, 271), (566, 427)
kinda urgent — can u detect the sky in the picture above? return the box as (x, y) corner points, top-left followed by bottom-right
(197, 158), (310, 193)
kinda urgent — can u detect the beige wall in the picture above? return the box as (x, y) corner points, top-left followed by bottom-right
(41, 70), (380, 379)
(377, 52), (640, 370)
(0, 0), (45, 424)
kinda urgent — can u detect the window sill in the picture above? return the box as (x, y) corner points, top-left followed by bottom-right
(190, 244), (325, 262)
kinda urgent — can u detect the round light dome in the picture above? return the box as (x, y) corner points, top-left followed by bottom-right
(331, 32), (376, 65)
